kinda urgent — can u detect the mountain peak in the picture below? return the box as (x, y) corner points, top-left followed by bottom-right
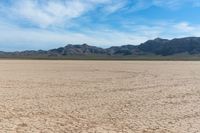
(82, 43), (88, 46)
(154, 37), (163, 40)
(154, 37), (169, 42)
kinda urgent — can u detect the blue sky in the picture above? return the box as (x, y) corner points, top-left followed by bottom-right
(0, 0), (200, 51)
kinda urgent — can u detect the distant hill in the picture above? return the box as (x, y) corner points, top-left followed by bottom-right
(139, 37), (200, 56)
(2, 37), (200, 60)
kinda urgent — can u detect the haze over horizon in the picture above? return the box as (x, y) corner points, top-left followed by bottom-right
(0, 0), (200, 51)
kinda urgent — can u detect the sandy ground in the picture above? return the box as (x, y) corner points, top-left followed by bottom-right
(0, 60), (200, 132)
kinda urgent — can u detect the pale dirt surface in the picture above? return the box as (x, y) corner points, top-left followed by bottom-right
(0, 60), (200, 133)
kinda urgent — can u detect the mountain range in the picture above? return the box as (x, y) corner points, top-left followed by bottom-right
(2, 37), (200, 59)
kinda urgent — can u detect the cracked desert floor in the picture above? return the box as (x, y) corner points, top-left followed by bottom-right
(0, 60), (200, 133)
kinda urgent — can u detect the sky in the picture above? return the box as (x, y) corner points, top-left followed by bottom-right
(0, 0), (200, 51)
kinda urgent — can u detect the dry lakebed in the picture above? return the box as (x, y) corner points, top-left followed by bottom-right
(0, 60), (199, 132)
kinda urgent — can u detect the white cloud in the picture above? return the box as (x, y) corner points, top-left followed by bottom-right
(9, 0), (91, 28)
(152, 0), (200, 9)
(174, 22), (195, 32)
(102, 0), (127, 14)
(0, 0), (130, 28)
(153, 0), (181, 9)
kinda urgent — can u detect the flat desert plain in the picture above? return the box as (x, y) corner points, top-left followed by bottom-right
(0, 60), (200, 133)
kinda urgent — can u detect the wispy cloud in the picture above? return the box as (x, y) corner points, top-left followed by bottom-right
(174, 22), (195, 32)
(101, 0), (128, 14)
(153, 0), (200, 9)
(0, 0), (200, 51)
(1, 0), (93, 28)
(0, 0), (197, 28)
(0, 0), (128, 28)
